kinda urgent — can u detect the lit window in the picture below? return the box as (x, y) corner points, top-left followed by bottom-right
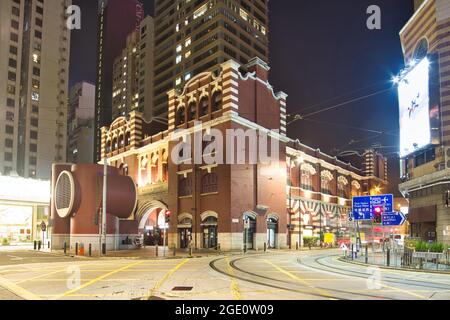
(240, 9), (249, 21)
(31, 92), (39, 101)
(184, 73), (192, 81)
(175, 77), (181, 86)
(185, 50), (191, 58)
(185, 37), (192, 47)
(194, 4), (208, 19)
(176, 44), (182, 52)
(32, 53), (40, 63)
(176, 23), (180, 32)
(176, 55), (182, 64)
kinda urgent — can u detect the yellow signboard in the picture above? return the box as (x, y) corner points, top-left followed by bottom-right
(324, 233), (334, 244)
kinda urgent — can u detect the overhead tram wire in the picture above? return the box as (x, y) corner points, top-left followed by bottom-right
(291, 79), (389, 115)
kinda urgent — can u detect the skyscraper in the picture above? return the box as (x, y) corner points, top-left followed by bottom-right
(0, 0), (71, 179)
(68, 82), (95, 164)
(94, 0), (144, 162)
(153, 0), (269, 119)
(112, 16), (154, 121)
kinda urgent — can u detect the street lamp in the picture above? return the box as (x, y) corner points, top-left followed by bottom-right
(296, 155), (304, 248)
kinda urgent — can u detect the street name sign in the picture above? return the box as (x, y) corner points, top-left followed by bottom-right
(352, 194), (393, 220)
(382, 211), (407, 226)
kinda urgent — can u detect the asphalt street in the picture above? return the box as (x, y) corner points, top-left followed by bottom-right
(0, 249), (449, 300)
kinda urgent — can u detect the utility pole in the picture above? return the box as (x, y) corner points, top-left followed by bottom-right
(101, 158), (107, 255)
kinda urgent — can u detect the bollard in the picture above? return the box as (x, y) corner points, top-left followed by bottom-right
(34, 241), (37, 250)
(189, 246), (193, 257)
(38, 241), (41, 251)
(218, 243), (221, 254)
(63, 242), (67, 255)
(75, 242), (78, 256)
(155, 245), (159, 257)
(264, 242), (267, 253)
(48, 241), (50, 249)
(296, 242), (299, 250)
(89, 244), (92, 257)
(365, 245), (368, 264)
(173, 245), (176, 257)
(79, 243), (85, 256)
(387, 249), (390, 267)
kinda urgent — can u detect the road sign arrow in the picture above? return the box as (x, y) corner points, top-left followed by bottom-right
(382, 211), (407, 226)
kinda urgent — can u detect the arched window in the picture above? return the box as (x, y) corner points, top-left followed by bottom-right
(301, 170), (313, 191)
(188, 102), (197, 121)
(125, 132), (131, 146)
(337, 176), (349, 198)
(176, 106), (186, 126)
(106, 140), (111, 153)
(414, 38), (429, 61)
(212, 91), (222, 112)
(338, 182), (348, 198)
(179, 176), (192, 197)
(112, 137), (118, 151)
(199, 97), (209, 117)
(202, 173), (218, 194)
(321, 178), (332, 195)
(119, 134), (124, 148)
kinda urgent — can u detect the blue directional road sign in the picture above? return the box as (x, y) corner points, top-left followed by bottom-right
(382, 211), (407, 226)
(352, 194), (393, 221)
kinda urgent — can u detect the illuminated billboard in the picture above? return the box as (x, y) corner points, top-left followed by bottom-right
(398, 58), (431, 157)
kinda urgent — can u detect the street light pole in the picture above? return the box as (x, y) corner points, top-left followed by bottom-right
(102, 158), (107, 256)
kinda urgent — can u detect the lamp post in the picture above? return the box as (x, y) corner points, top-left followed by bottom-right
(295, 155), (304, 248)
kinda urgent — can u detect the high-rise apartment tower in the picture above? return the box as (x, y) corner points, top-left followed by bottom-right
(0, 0), (71, 179)
(153, 0), (269, 118)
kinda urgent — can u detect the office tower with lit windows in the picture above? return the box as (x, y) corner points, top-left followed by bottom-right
(112, 16), (154, 121)
(0, 0), (71, 179)
(68, 82), (96, 164)
(94, 0), (144, 162)
(153, 0), (269, 118)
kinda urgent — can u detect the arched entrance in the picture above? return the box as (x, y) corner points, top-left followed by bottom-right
(267, 214), (279, 249)
(201, 211), (218, 249)
(243, 212), (257, 250)
(136, 200), (168, 246)
(178, 213), (193, 249)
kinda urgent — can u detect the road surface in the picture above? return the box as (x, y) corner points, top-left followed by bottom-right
(0, 249), (449, 300)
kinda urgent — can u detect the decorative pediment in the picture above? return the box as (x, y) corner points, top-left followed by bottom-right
(301, 163), (317, 175)
(337, 176), (349, 186)
(321, 170), (333, 181)
(351, 180), (361, 190)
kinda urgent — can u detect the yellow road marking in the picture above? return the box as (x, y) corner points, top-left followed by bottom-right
(54, 261), (146, 300)
(0, 275), (42, 300)
(226, 257), (242, 300)
(264, 260), (336, 300)
(146, 258), (189, 299)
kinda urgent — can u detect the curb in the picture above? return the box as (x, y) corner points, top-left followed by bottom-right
(338, 257), (450, 275)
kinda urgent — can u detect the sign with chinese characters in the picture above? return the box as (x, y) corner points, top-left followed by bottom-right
(352, 195), (393, 220)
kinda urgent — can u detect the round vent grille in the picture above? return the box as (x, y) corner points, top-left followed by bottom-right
(55, 171), (75, 218)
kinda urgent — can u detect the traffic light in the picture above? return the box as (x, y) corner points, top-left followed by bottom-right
(373, 206), (382, 223)
(165, 210), (172, 223)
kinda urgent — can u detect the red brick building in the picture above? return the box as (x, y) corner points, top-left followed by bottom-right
(96, 58), (388, 251)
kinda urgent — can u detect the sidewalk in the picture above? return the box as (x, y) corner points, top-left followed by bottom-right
(341, 250), (450, 273)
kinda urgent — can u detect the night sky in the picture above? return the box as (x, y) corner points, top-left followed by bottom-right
(70, 0), (414, 194)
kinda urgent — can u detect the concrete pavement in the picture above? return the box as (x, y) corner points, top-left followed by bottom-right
(0, 249), (449, 300)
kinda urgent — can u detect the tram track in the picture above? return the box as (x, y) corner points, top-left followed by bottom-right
(303, 254), (450, 292)
(209, 254), (395, 300)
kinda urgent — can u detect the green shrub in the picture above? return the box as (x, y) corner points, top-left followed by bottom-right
(429, 242), (444, 253)
(1, 238), (10, 246)
(415, 241), (429, 252)
(303, 236), (319, 248)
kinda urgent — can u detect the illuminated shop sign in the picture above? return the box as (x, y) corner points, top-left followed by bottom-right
(397, 55), (441, 158)
(398, 58), (431, 157)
